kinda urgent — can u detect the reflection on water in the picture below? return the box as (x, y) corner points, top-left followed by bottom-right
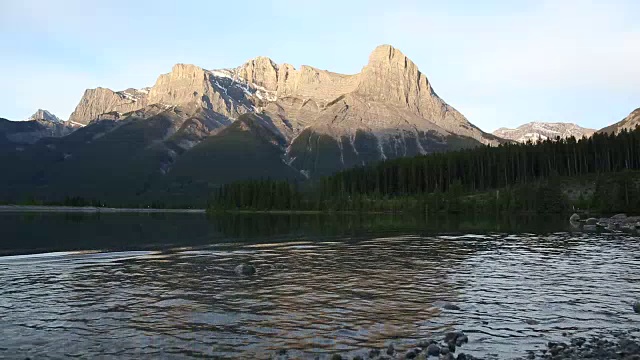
(0, 214), (639, 359)
(0, 212), (569, 256)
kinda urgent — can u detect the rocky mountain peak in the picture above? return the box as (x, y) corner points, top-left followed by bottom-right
(167, 63), (207, 80)
(236, 56), (279, 91)
(27, 109), (62, 123)
(356, 44), (434, 108)
(366, 44), (413, 67)
(66, 44), (500, 152)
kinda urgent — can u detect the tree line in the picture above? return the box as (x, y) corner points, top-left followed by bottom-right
(320, 129), (640, 196)
(208, 128), (640, 214)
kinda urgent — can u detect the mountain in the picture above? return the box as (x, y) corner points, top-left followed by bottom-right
(0, 45), (505, 206)
(0, 110), (77, 148)
(493, 122), (595, 143)
(65, 45), (502, 174)
(599, 108), (640, 134)
(27, 109), (63, 123)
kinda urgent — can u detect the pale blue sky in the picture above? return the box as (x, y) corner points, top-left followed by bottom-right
(1, 0), (639, 131)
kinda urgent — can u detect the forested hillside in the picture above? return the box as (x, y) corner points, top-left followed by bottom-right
(209, 128), (640, 214)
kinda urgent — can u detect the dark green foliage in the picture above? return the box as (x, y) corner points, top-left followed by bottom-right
(589, 171), (640, 213)
(209, 128), (640, 214)
(208, 180), (303, 211)
(320, 128), (640, 197)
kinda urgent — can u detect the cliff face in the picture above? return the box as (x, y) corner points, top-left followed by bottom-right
(68, 87), (149, 125)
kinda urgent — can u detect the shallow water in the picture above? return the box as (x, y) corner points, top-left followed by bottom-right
(0, 213), (639, 359)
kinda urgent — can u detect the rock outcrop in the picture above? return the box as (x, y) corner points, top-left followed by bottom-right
(494, 122), (595, 143)
(68, 87), (149, 125)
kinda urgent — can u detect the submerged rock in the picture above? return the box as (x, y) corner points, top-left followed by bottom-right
(443, 303), (461, 311)
(611, 213), (628, 220)
(368, 349), (381, 358)
(234, 263), (256, 276)
(386, 343), (395, 355)
(585, 217), (598, 225)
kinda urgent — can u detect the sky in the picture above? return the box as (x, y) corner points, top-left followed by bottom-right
(1, 0), (639, 132)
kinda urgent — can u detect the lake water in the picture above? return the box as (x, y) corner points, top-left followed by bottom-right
(0, 213), (639, 359)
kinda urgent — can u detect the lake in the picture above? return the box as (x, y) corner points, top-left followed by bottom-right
(0, 212), (639, 359)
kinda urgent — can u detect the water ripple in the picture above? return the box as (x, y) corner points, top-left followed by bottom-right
(0, 233), (639, 359)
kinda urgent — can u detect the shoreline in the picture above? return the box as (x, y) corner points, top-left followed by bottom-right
(0, 205), (205, 214)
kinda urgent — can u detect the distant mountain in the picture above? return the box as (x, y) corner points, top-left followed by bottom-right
(0, 110), (77, 148)
(27, 109), (63, 123)
(0, 45), (507, 205)
(599, 108), (640, 134)
(493, 122), (595, 143)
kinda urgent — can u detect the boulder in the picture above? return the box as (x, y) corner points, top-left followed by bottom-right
(386, 343), (395, 355)
(455, 334), (469, 346)
(570, 213), (581, 222)
(585, 218), (598, 225)
(426, 344), (440, 356)
(405, 349), (418, 359)
(611, 213), (627, 220)
(234, 263), (256, 276)
(633, 302), (640, 314)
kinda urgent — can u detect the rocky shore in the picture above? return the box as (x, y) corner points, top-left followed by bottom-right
(270, 331), (640, 360)
(529, 331), (640, 360)
(570, 212), (640, 232)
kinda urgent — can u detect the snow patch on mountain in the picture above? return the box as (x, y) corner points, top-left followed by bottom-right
(493, 122), (595, 143)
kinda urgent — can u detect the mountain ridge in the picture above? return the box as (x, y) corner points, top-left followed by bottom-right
(493, 122), (595, 143)
(599, 108), (640, 134)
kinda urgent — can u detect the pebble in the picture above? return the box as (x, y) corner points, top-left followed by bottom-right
(263, 330), (638, 360)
